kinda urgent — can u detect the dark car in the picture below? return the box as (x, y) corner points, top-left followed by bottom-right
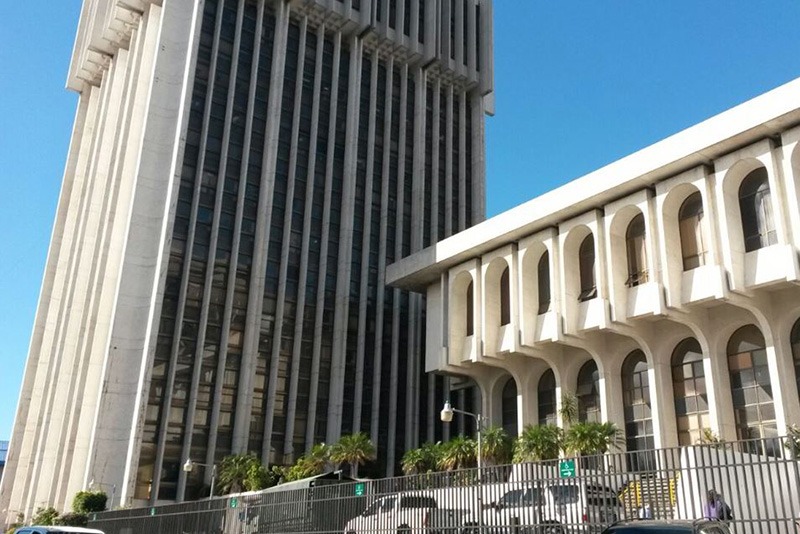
(601, 519), (731, 534)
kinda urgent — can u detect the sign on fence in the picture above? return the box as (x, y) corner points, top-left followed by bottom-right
(354, 482), (366, 496)
(559, 458), (576, 478)
(230, 497), (239, 508)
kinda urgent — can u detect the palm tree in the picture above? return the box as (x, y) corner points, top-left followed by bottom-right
(513, 424), (563, 462)
(563, 421), (623, 456)
(217, 453), (270, 494)
(401, 447), (428, 475)
(283, 443), (332, 482)
(560, 392), (579, 425)
(401, 442), (448, 475)
(330, 432), (376, 478)
(479, 426), (513, 466)
(306, 442), (332, 472)
(439, 435), (477, 470)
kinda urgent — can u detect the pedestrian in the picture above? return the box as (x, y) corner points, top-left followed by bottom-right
(703, 489), (732, 521)
(638, 502), (653, 519)
(703, 489), (722, 520)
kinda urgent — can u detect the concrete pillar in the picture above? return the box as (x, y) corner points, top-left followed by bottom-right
(650, 360), (678, 448)
(600, 368), (626, 437)
(766, 335), (800, 434)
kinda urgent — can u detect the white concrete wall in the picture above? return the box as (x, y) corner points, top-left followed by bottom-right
(1, 0), (199, 523)
(425, 102), (800, 455)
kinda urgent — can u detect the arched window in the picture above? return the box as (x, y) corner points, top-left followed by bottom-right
(466, 281), (474, 336)
(578, 235), (597, 302)
(625, 213), (648, 287)
(739, 168), (776, 252)
(792, 319), (800, 407)
(727, 325), (776, 447)
(538, 369), (557, 426)
(502, 377), (519, 436)
(538, 251), (551, 315)
(577, 360), (601, 423)
(679, 192), (707, 270)
(671, 338), (708, 446)
(622, 350), (655, 471)
(500, 266), (511, 326)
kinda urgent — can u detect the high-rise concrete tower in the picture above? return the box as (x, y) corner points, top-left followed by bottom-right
(1, 0), (493, 518)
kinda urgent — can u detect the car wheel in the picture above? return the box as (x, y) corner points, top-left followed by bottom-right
(397, 524), (411, 534)
(460, 523), (479, 534)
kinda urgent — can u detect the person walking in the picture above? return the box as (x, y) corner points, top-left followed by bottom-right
(703, 490), (723, 519)
(703, 489), (732, 521)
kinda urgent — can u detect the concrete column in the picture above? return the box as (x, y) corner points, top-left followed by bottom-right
(600, 369), (626, 437)
(650, 360), (678, 448)
(766, 334), (800, 434)
(706, 349), (737, 442)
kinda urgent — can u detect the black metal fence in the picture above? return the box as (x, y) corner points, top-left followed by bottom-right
(90, 436), (800, 534)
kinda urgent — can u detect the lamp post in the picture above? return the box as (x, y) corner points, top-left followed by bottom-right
(440, 400), (486, 469)
(183, 459), (217, 499)
(441, 400), (487, 531)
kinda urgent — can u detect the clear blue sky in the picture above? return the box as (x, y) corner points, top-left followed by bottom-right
(2, 2), (800, 440)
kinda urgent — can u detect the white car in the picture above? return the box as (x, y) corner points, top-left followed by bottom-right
(464, 482), (621, 534)
(344, 491), (470, 534)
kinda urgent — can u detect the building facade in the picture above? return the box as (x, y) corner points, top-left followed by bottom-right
(388, 78), (800, 470)
(1, 0), (493, 519)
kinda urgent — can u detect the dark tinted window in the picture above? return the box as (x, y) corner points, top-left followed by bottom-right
(400, 496), (438, 509)
(549, 485), (579, 504)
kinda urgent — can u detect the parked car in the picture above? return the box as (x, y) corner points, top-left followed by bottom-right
(463, 482), (622, 534)
(343, 491), (471, 534)
(13, 528), (105, 534)
(601, 519), (731, 534)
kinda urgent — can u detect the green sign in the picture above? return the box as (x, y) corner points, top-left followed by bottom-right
(230, 497), (239, 509)
(354, 482), (366, 496)
(150, 507), (156, 516)
(559, 458), (576, 478)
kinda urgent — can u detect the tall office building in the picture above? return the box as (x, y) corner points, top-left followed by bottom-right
(1, 0), (493, 519)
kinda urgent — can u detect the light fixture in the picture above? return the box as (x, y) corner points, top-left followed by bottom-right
(440, 400), (454, 422)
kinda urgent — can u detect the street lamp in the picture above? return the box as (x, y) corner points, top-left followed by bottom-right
(440, 400), (485, 469)
(441, 400), (487, 530)
(183, 459), (217, 499)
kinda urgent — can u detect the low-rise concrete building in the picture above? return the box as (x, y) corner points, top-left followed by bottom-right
(388, 77), (800, 467)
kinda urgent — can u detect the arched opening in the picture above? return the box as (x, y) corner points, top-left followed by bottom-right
(739, 167), (776, 252)
(622, 350), (655, 471)
(578, 234), (597, 302)
(538, 369), (557, 426)
(465, 281), (474, 336)
(679, 192), (707, 270)
(501, 377), (519, 436)
(500, 266), (511, 326)
(576, 360), (601, 423)
(537, 251), (551, 315)
(625, 213), (648, 287)
(727, 325), (776, 452)
(671, 338), (708, 446)
(792, 319), (800, 407)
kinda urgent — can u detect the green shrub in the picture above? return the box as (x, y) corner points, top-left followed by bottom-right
(56, 512), (89, 527)
(31, 506), (60, 526)
(72, 490), (107, 514)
